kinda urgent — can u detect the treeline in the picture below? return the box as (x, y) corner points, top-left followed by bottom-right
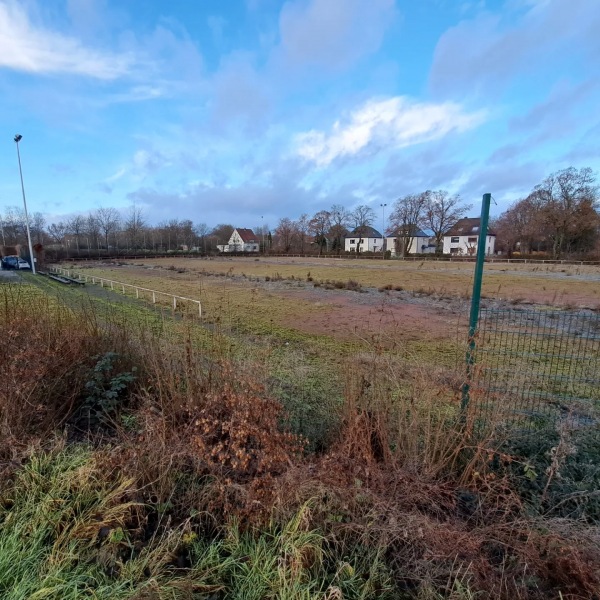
(494, 167), (600, 258)
(271, 191), (471, 255)
(0, 206), (212, 256)
(1, 166), (598, 259)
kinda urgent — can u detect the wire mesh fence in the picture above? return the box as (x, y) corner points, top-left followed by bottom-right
(471, 307), (600, 442)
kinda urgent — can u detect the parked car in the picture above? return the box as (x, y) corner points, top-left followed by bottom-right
(1, 256), (18, 270)
(1, 256), (30, 270)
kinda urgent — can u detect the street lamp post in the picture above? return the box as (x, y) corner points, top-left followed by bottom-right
(261, 215), (265, 254)
(13, 135), (36, 274)
(0, 211), (6, 246)
(380, 203), (387, 257)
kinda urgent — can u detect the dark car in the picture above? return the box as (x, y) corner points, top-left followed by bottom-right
(0, 256), (29, 270)
(1, 256), (19, 270)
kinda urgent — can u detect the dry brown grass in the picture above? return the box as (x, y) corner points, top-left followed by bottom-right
(4, 281), (600, 597)
(104, 256), (600, 307)
(0, 286), (131, 461)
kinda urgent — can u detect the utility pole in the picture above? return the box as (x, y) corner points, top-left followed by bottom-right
(13, 135), (36, 274)
(0, 211), (6, 247)
(380, 203), (387, 257)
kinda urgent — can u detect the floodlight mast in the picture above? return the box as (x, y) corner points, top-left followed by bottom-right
(14, 134), (36, 274)
(380, 203), (387, 255)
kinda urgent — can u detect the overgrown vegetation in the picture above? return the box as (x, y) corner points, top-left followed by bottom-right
(1, 281), (600, 598)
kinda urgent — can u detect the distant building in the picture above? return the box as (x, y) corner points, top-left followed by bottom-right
(443, 218), (496, 256)
(345, 226), (383, 253)
(217, 228), (260, 253)
(386, 227), (436, 256)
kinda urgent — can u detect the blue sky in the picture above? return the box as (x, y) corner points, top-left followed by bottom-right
(0, 0), (598, 229)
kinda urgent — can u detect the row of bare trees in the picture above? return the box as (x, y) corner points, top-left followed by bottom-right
(2, 167), (597, 259)
(494, 167), (599, 258)
(270, 192), (472, 255)
(1, 205), (212, 256)
(273, 205), (358, 254)
(0, 193), (476, 258)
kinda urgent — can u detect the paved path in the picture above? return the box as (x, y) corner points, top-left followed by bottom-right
(0, 268), (20, 282)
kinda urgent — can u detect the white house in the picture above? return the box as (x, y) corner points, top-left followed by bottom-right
(442, 218), (496, 256)
(217, 228), (260, 253)
(386, 227), (436, 256)
(345, 226), (384, 253)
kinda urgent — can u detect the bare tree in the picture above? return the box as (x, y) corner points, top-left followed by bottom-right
(124, 204), (146, 250)
(194, 222), (209, 252)
(95, 207), (121, 251)
(296, 214), (311, 253)
(178, 219), (195, 250)
(31, 212), (46, 245)
(68, 215), (86, 254)
(210, 224), (235, 248)
(85, 214), (101, 252)
(533, 167), (599, 257)
(275, 217), (297, 253)
(389, 193), (428, 257)
(423, 190), (471, 254)
(495, 195), (544, 256)
(47, 222), (67, 245)
(350, 205), (375, 253)
(329, 204), (351, 253)
(309, 210), (332, 255)
(4, 206), (26, 244)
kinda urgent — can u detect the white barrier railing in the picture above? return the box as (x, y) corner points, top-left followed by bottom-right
(50, 267), (202, 318)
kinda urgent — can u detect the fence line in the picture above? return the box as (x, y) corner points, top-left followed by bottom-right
(50, 266), (202, 318)
(473, 307), (600, 440)
(55, 253), (600, 266)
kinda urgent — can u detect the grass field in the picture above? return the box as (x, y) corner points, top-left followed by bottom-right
(2, 261), (600, 598)
(128, 255), (600, 306)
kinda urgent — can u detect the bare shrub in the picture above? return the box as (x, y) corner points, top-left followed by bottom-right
(0, 286), (131, 459)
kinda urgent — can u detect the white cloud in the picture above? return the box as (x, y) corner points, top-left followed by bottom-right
(295, 97), (485, 166)
(278, 0), (396, 70)
(0, 1), (133, 79)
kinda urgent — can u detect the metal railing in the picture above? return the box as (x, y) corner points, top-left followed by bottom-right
(50, 266), (202, 318)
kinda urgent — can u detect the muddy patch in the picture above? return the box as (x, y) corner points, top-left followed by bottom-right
(277, 288), (462, 342)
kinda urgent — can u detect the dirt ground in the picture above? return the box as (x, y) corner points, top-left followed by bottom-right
(59, 256), (600, 346)
(64, 257), (594, 346)
(270, 284), (462, 342)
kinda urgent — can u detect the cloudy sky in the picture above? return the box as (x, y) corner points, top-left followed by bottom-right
(0, 0), (598, 229)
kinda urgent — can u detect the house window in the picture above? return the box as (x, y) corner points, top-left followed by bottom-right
(451, 237), (459, 243)
(350, 239), (355, 244)
(472, 226), (479, 232)
(468, 237), (477, 243)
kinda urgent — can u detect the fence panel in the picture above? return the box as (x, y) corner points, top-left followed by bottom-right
(472, 308), (600, 440)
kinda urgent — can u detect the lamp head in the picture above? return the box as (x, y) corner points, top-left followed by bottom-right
(14, 134), (22, 143)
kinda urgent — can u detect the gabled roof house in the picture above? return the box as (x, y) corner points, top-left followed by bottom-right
(386, 226), (436, 256)
(345, 226), (383, 253)
(217, 228), (260, 253)
(443, 218), (496, 256)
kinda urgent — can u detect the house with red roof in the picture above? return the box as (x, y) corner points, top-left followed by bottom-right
(442, 218), (496, 256)
(217, 228), (260, 253)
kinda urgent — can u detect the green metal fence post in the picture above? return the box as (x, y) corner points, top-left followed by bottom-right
(461, 193), (492, 412)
